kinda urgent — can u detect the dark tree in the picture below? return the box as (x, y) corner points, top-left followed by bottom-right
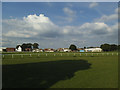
(118, 45), (120, 51)
(110, 44), (117, 51)
(21, 43), (27, 51)
(21, 43), (32, 51)
(16, 45), (21, 49)
(27, 43), (32, 51)
(100, 44), (111, 51)
(27, 43), (32, 48)
(69, 44), (77, 51)
(33, 43), (39, 49)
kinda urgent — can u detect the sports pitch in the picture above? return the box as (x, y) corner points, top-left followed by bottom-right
(2, 52), (118, 88)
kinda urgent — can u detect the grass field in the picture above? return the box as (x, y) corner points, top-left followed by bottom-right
(2, 52), (118, 88)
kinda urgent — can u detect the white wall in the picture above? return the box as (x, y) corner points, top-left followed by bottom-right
(85, 48), (102, 52)
(16, 46), (22, 52)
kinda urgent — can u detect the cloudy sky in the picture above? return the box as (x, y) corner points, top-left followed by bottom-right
(2, 2), (118, 48)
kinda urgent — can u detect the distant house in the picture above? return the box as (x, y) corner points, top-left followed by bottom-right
(85, 48), (102, 52)
(77, 48), (85, 52)
(25, 48), (32, 51)
(32, 49), (44, 52)
(0, 47), (6, 52)
(39, 49), (44, 52)
(63, 48), (71, 52)
(57, 48), (64, 52)
(32, 49), (39, 52)
(44, 48), (55, 52)
(6, 48), (15, 52)
(16, 46), (22, 52)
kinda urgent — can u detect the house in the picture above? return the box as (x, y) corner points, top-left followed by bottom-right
(6, 48), (15, 52)
(32, 49), (43, 52)
(16, 46), (22, 52)
(80, 50), (85, 52)
(77, 48), (85, 52)
(32, 49), (39, 52)
(85, 48), (102, 52)
(57, 48), (64, 52)
(44, 48), (55, 52)
(62, 48), (71, 52)
(25, 48), (32, 51)
(39, 49), (44, 52)
(0, 47), (6, 52)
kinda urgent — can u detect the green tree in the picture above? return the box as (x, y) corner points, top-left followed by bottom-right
(33, 43), (39, 49)
(16, 45), (21, 49)
(118, 45), (120, 51)
(110, 44), (117, 51)
(21, 43), (32, 51)
(100, 43), (111, 51)
(21, 43), (27, 51)
(27, 43), (32, 51)
(69, 44), (77, 51)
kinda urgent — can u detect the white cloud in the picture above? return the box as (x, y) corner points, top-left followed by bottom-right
(3, 14), (117, 38)
(4, 31), (31, 38)
(95, 14), (117, 22)
(61, 22), (114, 39)
(115, 7), (120, 13)
(3, 14), (61, 38)
(2, 14), (118, 47)
(63, 7), (76, 22)
(89, 2), (98, 8)
(63, 7), (75, 16)
(94, 8), (118, 23)
(67, 3), (73, 7)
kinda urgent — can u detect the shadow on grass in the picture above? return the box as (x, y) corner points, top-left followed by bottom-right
(3, 60), (91, 88)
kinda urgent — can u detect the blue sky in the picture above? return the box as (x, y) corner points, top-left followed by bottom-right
(2, 2), (118, 48)
(2, 2), (117, 25)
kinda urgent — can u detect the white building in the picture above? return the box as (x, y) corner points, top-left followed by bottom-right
(63, 48), (71, 52)
(32, 49), (43, 52)
(44, 48), (55, 52)
(0, 47), (6, 52)
(16, 46), (22, 52)
(85, 48), (102, 52)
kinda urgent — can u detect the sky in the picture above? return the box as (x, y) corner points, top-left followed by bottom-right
(2, 2), (118, 49)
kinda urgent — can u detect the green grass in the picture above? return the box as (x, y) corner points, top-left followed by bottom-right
(2, 52), (118, 88)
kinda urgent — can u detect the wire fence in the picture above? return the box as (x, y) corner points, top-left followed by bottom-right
(1, 52), (118, 59)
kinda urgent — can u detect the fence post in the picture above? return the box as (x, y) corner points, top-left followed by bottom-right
(74, 53), (75, 56)
(102, 53), (104, 56)
(12, 54), (13, 58)
(3, 55), (4, 58)
(67, 53), (69, 56)
(21, 55), (23, 58)
(112, 53), (113, 55)
(92, 53), (93, 56)
(38, 54), (39, 57)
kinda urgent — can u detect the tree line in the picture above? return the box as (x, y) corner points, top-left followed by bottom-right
(69, 44), (120, 52)
(100, 43), (120, 51)
(16, 43), (119, 52)
(16, 43), (39, 51)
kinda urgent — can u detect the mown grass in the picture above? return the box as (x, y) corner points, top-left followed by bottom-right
(2, 52), (118, 88)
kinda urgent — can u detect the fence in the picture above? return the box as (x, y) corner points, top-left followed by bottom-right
(1, 52), (118, 59)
